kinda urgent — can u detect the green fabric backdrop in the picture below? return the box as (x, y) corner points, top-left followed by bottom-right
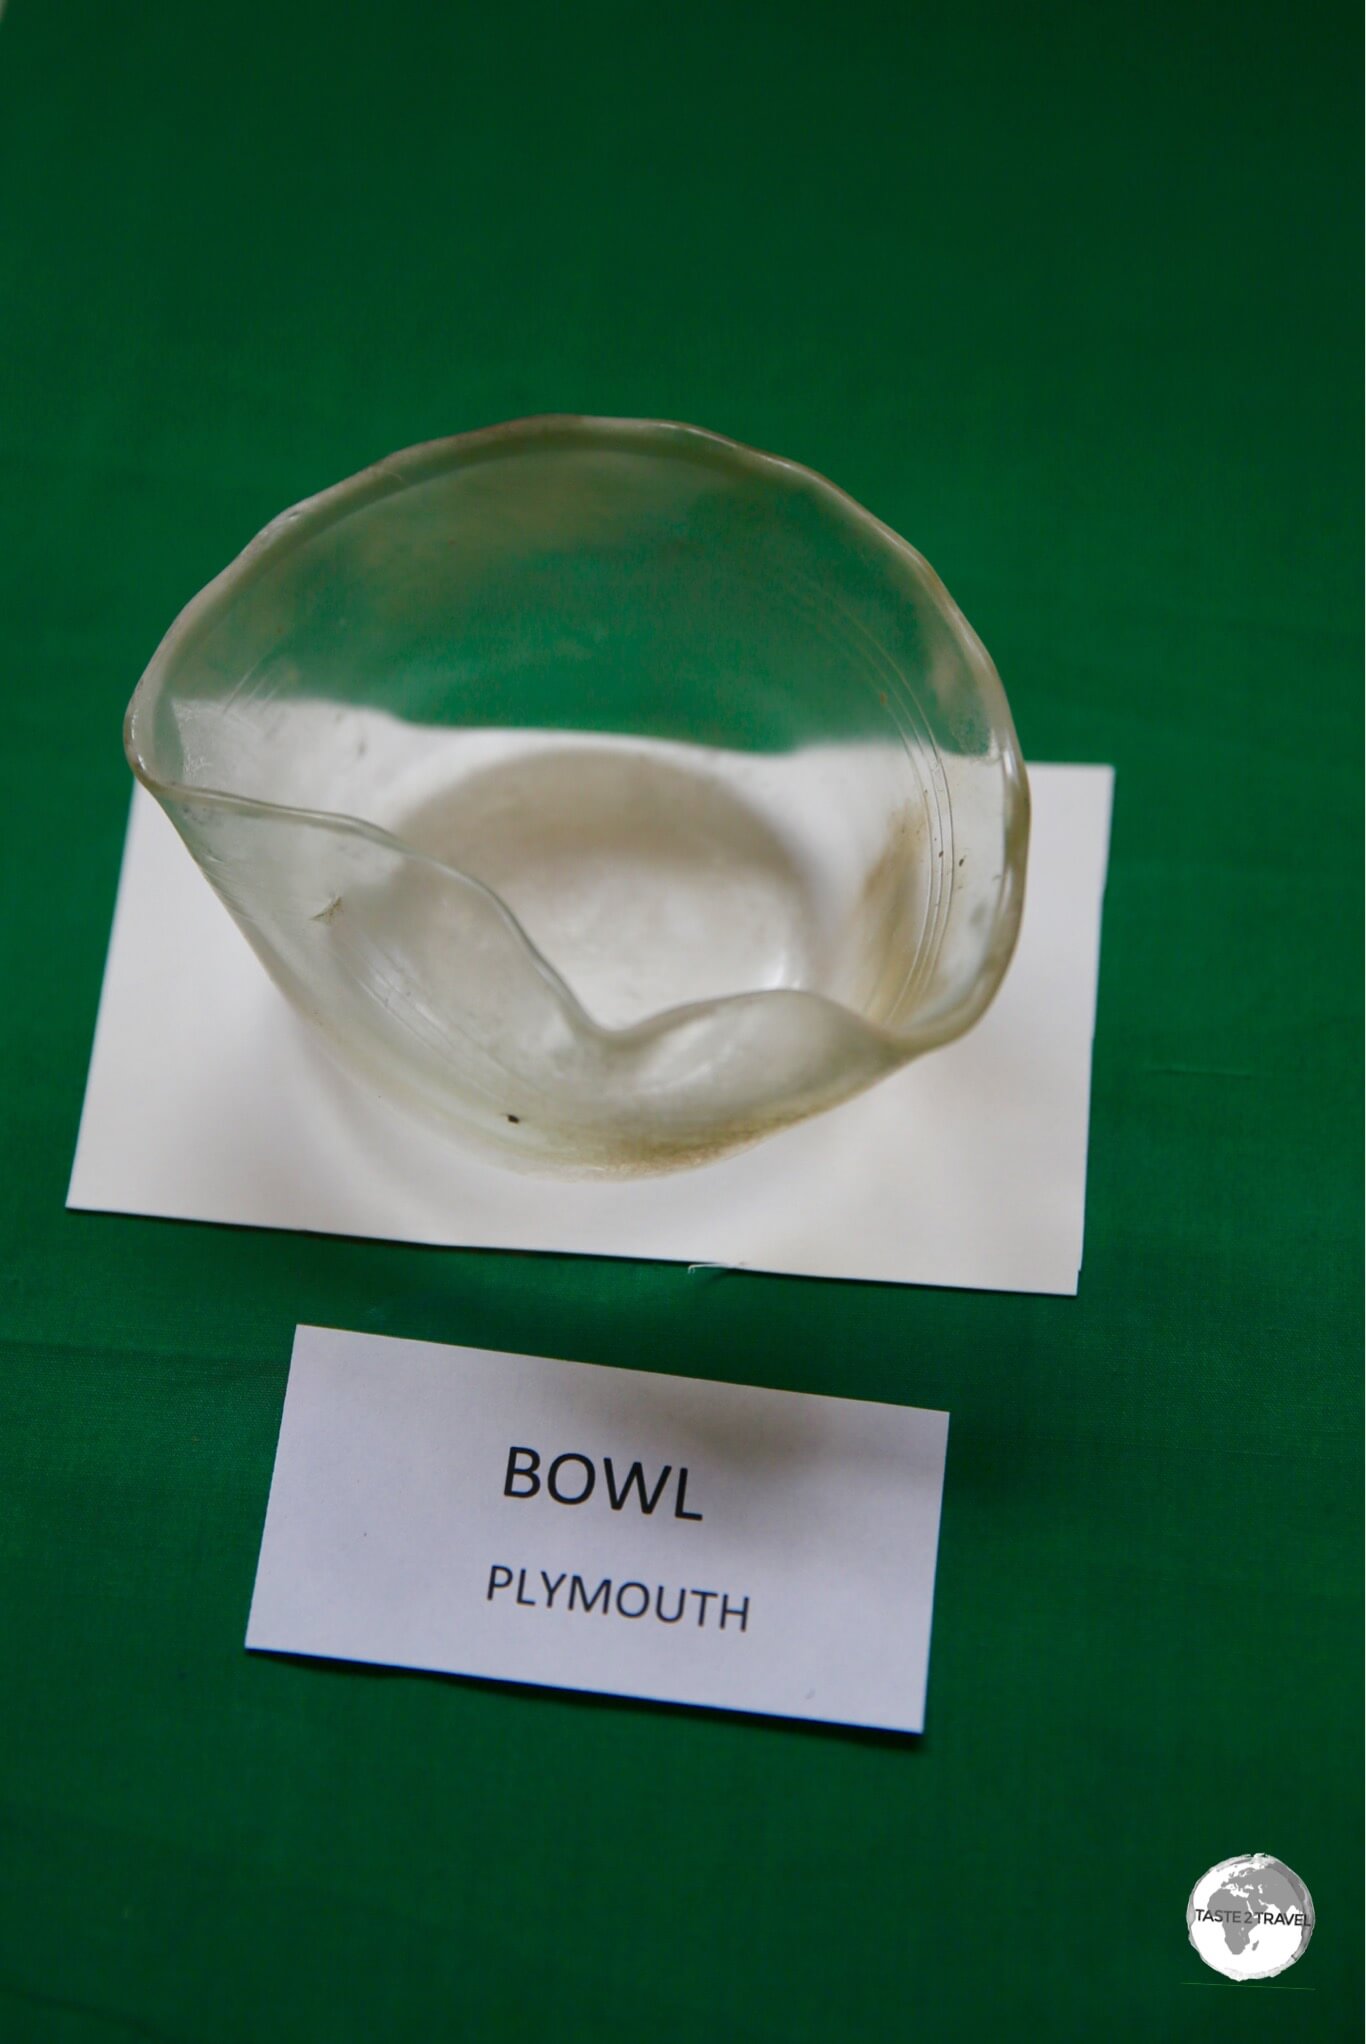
(1, 1), (1360, 2037)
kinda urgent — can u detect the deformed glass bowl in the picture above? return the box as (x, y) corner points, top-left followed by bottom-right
(125, 418), (1029, 1174)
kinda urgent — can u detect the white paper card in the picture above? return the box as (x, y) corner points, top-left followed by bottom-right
(246, 1326), (950, 1734)
(68, 765), (1113, 1292)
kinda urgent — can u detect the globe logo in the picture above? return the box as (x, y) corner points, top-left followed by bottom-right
(1187, 1854), (1314, 1981)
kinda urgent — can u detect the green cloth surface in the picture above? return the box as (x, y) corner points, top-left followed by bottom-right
(0, 1), (1360, 2037)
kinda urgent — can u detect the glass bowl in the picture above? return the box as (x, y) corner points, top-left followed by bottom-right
(125, 417), (1029, 1174)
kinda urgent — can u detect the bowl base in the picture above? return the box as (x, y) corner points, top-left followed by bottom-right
(396, 735), (837, 1031)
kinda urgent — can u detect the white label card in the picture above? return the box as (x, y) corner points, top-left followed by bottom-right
(247, 1327), (951, 1734)
(70, 768), (1114, 1294)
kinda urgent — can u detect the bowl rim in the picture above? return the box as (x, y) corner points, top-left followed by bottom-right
(124, 413), (1030, 1054)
